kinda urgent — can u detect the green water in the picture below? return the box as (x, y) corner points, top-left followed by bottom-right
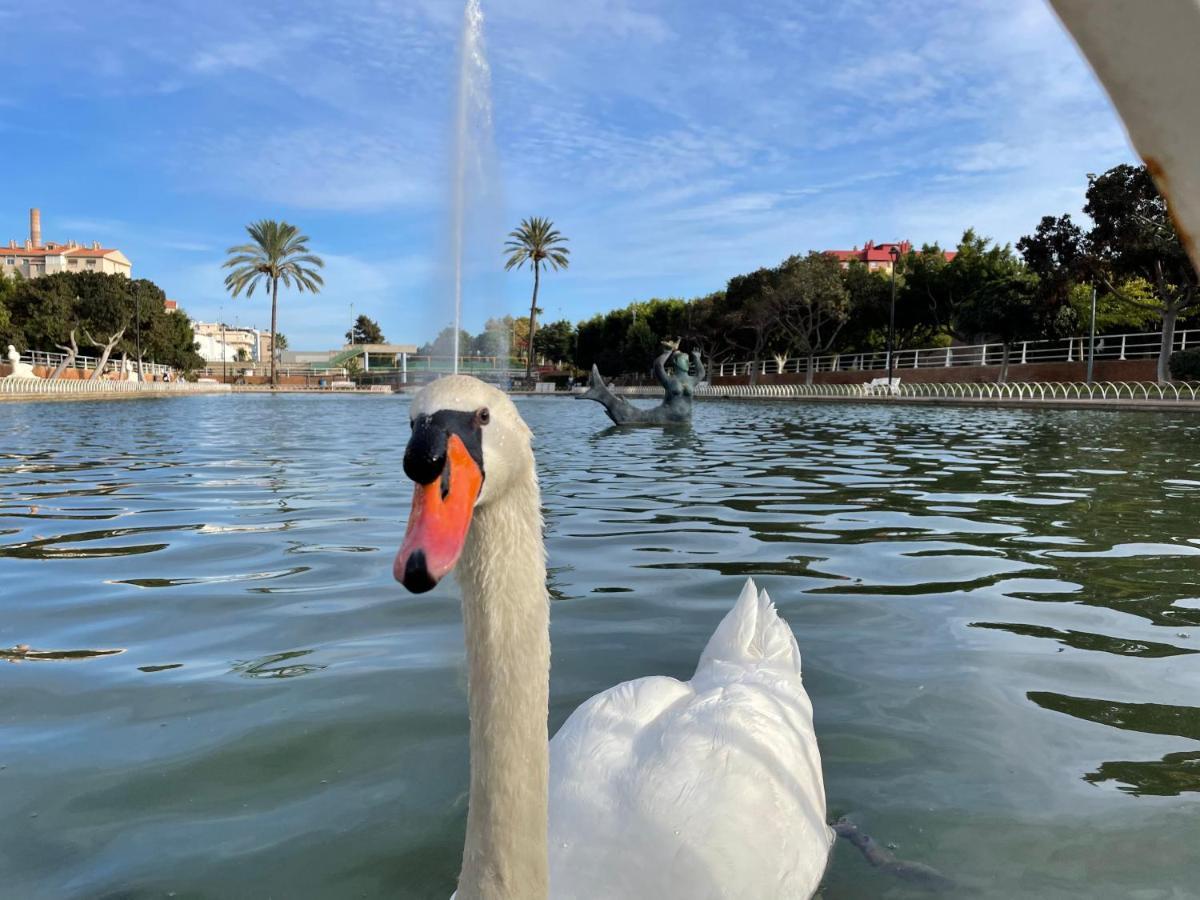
(1, 395), (1198, 898)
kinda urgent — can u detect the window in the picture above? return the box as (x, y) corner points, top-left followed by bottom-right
(86, 259), (96, 268)
(4, 258), (12, 265)
(68, 258), (78, 266)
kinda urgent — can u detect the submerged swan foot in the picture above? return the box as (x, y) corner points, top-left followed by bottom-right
(833, 818), (956, 893)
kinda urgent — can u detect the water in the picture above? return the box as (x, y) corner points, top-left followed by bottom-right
(450, 0), (494, 373)
(1, 395), (1199, 899)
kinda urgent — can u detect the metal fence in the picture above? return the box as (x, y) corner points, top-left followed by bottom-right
(0, 377), (230, 396)
(612, 381), (1200, 402)
(19, 348), (175, 379)
(716, 329), (1196, 377)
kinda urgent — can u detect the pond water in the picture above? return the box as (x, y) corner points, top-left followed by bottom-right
(1, 394), (1198, 899)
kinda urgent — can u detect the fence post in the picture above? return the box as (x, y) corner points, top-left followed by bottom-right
(913, 349), (919, 368)
(945, 346), (952, 367)
(981, 344), (988, 366)
(1120, 334), (1126, 360)
(1021, 342), (1027, 365)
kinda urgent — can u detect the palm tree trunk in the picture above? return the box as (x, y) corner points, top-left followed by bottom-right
(525, 262), (540, 381)
(270, 276), (279, 388)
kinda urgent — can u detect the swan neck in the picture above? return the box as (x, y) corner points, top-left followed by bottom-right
(457, 473), (549, 900)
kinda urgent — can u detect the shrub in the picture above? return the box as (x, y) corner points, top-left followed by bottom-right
(1169, 349), (1200, 381)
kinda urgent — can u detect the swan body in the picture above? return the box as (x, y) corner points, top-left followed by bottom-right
(396, 376), (832, 899)
(548, 578), (833, 899)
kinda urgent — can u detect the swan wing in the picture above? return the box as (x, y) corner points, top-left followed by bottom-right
(548, 578), (833, 900)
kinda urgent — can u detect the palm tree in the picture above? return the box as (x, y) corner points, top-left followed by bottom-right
(503, 217), (569, 379)
(223, 220), (324, 387)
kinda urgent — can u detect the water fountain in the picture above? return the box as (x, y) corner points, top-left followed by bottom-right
(451, 0), (494, 374)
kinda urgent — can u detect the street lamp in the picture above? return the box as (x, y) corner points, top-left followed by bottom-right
(887, 244), (901, 391)
(135, 291), (142, 382)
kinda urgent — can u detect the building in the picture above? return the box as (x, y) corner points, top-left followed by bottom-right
(191, 321), (271, 364)
(825, 240), (955, 275)
(2, 208), (132, 280)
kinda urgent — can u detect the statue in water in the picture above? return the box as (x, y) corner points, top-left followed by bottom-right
(577, 338), (704, 425)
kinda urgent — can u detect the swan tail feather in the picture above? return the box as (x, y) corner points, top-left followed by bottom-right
(695, 577), (802, 676)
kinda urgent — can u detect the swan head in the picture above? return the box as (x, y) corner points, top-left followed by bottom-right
(394, 375), (533, 593)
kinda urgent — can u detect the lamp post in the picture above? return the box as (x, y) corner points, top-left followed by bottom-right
(220, 307), (227, 384)
(887, 245), (901, 390)
(135, 291), (142, 382)
(1086, 285), (1098, 385)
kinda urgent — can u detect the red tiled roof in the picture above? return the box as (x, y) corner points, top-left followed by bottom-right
(3, 242), (121, 257)
(825, 240), (954, 264)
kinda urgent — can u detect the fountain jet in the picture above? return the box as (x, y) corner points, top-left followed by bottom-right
(451, 0), (494, 374)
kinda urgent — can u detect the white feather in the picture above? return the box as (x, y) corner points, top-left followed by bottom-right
(547, 578), (833, 899)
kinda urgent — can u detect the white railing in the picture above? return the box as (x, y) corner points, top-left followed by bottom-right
(626, 381), (1200, 402)
(19, 348), (174, 379)
(715, 329), (1196, 378)
(0, 378), (230, 396)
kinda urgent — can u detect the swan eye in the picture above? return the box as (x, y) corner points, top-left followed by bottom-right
(476, 407), (490, 426)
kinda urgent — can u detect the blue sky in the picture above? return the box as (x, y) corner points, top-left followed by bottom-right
(1, 0), (1134, 349)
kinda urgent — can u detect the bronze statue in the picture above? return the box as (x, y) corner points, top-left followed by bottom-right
(577, 339), (704, 425)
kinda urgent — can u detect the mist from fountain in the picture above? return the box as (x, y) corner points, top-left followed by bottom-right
(450, 0), (498, 374)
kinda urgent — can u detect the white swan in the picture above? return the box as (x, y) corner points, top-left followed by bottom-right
(394, 376), (833, 900)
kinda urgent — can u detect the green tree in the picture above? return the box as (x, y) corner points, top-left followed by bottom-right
(223, 220), (324, 386)
(952, 262), (1040, 382)
(767, 252), (851, 384)
(0, 273), (14, 342)
(620, 319), (658, 374)
(503, 217), (570, 379)
(723, 266), (779, 384)
(346, 314), (384, 344)
(532, 318), (574, 364)
(1082, 163), (1199, 381)
(274, 332), (289, 351)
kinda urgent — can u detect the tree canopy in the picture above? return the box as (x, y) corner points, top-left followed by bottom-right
(2, 271), (204, 372)
(346, 314), (385, 345)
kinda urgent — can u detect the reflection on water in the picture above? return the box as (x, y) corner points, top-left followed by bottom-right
(1084, 750), (1200, 796)
(232, 649), (326, 679)
(1, 645), (124, 662)
(0, 395), (1198, 898)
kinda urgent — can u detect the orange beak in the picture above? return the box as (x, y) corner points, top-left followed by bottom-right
(394, 432), (484, 592)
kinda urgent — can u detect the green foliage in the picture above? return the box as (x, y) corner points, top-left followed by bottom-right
(224, 219), (324, 384)
(621, 319), (657, 371)
(346, 314), (384, 344)
(3, 271), (203, 370)
(1067, 280), (1161, 333)
(419, 327), (473, 358)
(504, 216), (570, 377)
(1169, 350), (1200, 381)
(275, 332), (289, 350)
(769, 252), (850, 355)
(0, 273), (13, 341)
(532, 318), (574, 361)
(223, 220), (325, 298)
